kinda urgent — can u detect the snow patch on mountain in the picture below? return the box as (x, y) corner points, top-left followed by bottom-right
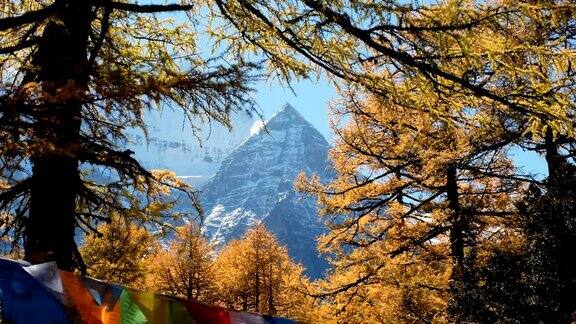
(249, 120), (265, 136)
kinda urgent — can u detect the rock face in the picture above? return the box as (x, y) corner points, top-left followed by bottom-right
(201, 104), (332, 279)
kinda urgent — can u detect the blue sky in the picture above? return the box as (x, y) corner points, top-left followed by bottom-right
(251, 77), (334, 139)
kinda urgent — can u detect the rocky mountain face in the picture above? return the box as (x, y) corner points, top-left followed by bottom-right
(200, 104), (332, 279)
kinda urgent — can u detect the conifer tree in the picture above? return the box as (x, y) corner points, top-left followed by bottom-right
(80, 214), (157, 288)
(297, 87), (525, 321)
(0, 1), (257, 269)
(146, 224), (216, 303)
(520, 162), (576, 321)
(214, 225), (311, 318)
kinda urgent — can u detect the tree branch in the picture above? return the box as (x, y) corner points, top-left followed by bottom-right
(0, 3), (59, 32)
(102, 1), (193, 13)
(89, 6), (112, 65)
(0, 179), (31, 206)
(0, 37), (39, 55)
(296, 0), (545, 118)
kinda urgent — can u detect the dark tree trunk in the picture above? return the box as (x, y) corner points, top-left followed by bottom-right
(267, 263), (276, 315)
(187, 239), (194, 300)
(540, 129), (576, 321)
(447, 166), (464, 276)
(24, 1), (91, 270)
(255, 259), (260, 312)
(544, 127), (561, 179)
(242, 293), (248, 312)
(446, 165), (475, 322)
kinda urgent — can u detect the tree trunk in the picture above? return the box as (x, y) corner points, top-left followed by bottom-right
(255, 259), (260, 312)
(446, 166), (472, 322)
(447, 166), (464, 278)
(542, 129), (576, 321)
(544, 127), (562, 179)
(24, 1), (91, 271)
(267, 263), (276, 315)
(242, 294), (248, 312)
(186, 239), (194, 301)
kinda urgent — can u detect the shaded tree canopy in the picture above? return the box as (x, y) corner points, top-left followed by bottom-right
(520, 162), (576, 321)
(0, 1), (258, 269)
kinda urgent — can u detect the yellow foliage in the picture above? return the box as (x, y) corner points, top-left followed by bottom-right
(214, 225), (313, 320)
(81, 215), (157, 289)
(296, 71), (524, 320)
(146, 224), (216, 303)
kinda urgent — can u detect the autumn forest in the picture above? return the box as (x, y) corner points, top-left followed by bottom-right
(1, 0), (576, 322)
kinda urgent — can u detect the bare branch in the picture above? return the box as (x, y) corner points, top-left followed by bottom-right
(101, 1), (193, 13)
(0, 3), (59, 32)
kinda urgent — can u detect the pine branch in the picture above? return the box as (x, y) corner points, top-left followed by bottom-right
(0, 37), (39, 54)
(0, 179), (31, 206)
(88, 6), (112, 64)
(0, 3), (59, 32)
(102, 1), (193, 13)
(289, 0), (546, 118)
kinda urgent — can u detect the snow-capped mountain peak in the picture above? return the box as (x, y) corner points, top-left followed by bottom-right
(200, 103), (332, 278)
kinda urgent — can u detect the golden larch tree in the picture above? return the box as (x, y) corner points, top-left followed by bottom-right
(146, 224), (216, 303)
(214, 225), (312, 319)
(297, 88), (524, 322)
(0, 0), (257, 270)
(80, 215), (157, 288)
